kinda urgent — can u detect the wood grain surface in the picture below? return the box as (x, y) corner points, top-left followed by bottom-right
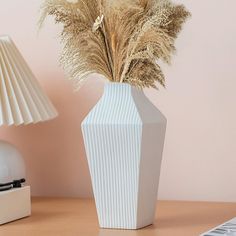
(0, 198), (236, 236)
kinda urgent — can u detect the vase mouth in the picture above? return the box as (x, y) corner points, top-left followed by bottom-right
(104, 82), (144, 95)
(104, 82), (142, 91)
(105, 82), (131, 87)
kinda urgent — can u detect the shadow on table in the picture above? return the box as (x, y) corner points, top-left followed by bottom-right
(98, 205), (231, 236)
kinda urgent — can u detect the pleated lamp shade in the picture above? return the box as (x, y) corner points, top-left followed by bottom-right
(0, 36), (58, 126)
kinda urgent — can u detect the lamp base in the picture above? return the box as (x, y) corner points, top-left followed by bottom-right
(0, 140), (26, 185)
(0, 186), (31, 225)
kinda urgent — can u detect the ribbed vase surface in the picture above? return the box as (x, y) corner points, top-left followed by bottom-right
(82, 83), (167, 229)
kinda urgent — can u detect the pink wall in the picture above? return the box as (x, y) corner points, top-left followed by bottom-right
(0, 0), (236, 201)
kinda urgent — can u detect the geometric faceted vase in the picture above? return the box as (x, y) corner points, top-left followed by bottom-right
(82, 83), (167, 229)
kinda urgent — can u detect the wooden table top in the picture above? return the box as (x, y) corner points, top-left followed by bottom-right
(0, 198), (236, 236)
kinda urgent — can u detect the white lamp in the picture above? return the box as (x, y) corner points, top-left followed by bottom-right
(0, 141), (25, 191)
(0, 35), (57, 125)
(0, 35), (58, 224)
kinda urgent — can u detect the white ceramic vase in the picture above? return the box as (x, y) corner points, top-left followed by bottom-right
(82, 83), (167, 229)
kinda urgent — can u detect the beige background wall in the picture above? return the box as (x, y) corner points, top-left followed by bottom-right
(0, 0), (236, 202)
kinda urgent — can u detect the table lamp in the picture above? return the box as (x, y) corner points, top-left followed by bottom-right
(0, 35), (58, 225)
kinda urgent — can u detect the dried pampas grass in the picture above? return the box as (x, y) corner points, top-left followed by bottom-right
(39, 0), (190, 89)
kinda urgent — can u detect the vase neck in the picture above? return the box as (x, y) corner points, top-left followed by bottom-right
(104, 83), (143, 98)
